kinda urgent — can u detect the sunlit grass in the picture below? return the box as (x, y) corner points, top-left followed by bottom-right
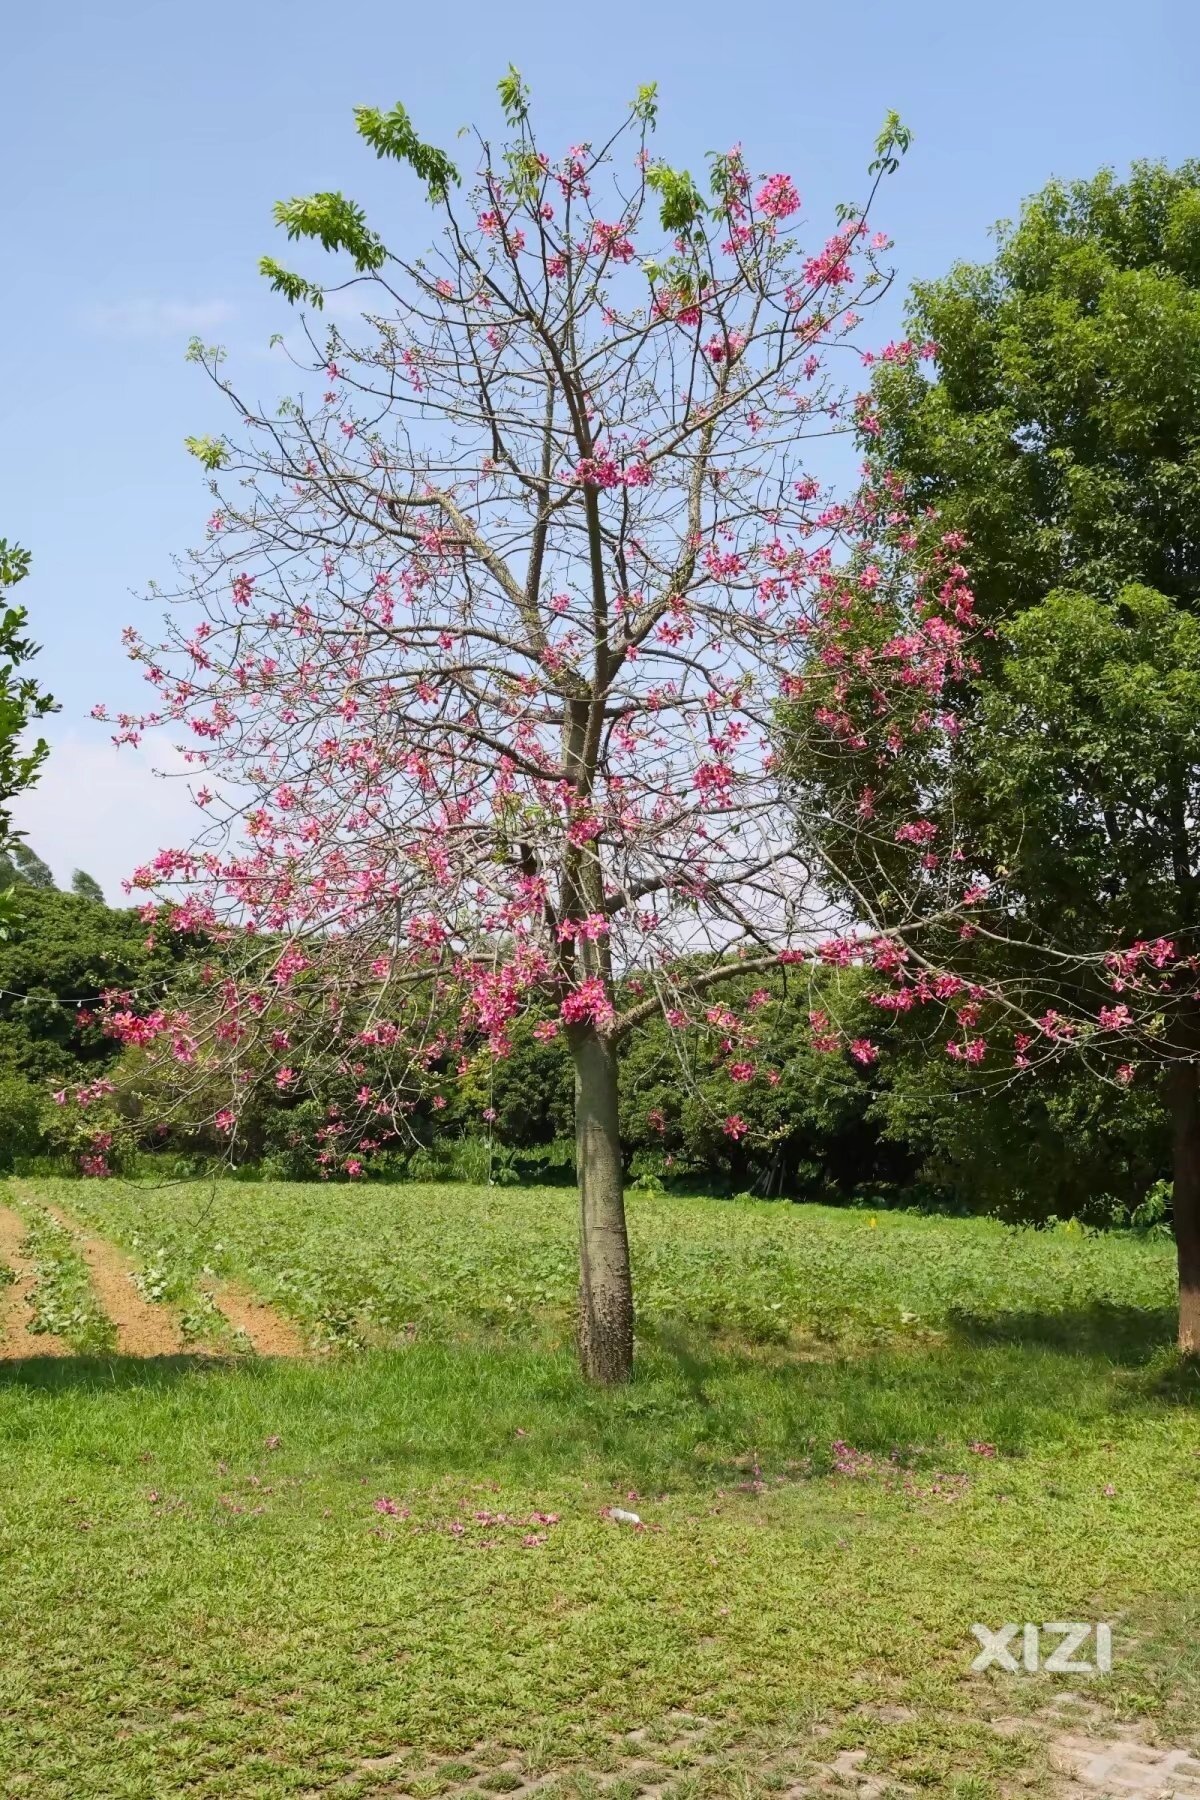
(37, 1175), (1178, 1351)
(0, 1178), (1195, 1798)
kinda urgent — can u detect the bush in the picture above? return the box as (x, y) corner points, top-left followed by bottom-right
(0, 1072), (47, 1169)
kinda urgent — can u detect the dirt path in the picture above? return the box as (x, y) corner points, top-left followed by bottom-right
(44, 1206), (186, 1357)
(204, 1278), (306, 1356)
(0, 1205), (68, 1360)
(3, 1188), (308, 1361)
(30, 1192), (305, 1359)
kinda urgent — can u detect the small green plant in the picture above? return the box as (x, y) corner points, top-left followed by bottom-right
(18, 1203), (115, 1353)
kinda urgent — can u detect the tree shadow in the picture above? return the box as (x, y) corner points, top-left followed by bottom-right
(0, 1314), (1194, 1495)
(947, 1300), (1178, 1365)
(0, 1350), (286, 1394)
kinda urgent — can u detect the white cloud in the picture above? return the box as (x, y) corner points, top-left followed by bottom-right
(8, 732), (203, 905)
(80, 298), (236, 339)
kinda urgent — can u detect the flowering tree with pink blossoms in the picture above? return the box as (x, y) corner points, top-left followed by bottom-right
(91, 79), (978, 1382)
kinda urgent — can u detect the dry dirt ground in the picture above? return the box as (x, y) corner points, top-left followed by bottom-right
(0, 1199), (304, 1360)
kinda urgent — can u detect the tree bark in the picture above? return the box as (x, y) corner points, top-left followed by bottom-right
(1166, 1062), (1200, 1355)
(571, 1026), (634, 1383)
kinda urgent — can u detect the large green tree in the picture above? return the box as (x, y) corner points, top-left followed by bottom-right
(0, 541), (56, 934)
(858, 161), (1200, 1347)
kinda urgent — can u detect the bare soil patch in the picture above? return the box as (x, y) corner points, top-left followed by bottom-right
(44, 1206), (185, 1358)
(205, 1279), (306, 1356)
(12, 1191), (305, 1360)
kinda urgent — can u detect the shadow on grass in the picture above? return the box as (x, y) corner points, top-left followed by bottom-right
(2, 1312), (1194, 1495)
(947, 1299), (1178, 1364)
(0, 1351), (286, 1394)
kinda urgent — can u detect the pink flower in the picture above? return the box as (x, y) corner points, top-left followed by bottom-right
(588, 220), (635, 263)
(895, 819), (937, 846)
(560, 976), (614, 1028)
(754, 174), (801, 220)
(849, 1039), (879, 1066)
(722, 1114), (749, 1140)
(704, 329), (746, 365)
(275, 1067), (296, 1088)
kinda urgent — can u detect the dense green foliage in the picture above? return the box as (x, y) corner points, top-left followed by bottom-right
(874, 162), (1200, 615)
(873, 1048), (1170, 1224)
(0, 886), (194, 1170)
(0, 540), (56, 938)
(0, 887), (189, 1087)
(866, 160), (1200, 962)
(780, 164), (1200, 1232)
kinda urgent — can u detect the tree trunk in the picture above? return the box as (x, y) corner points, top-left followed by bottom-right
(571, 1026), (634, 1383)
(1166, 1062), (1200, 1355)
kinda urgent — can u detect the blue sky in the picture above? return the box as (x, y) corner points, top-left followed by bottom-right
(2, 0), (1193, 897)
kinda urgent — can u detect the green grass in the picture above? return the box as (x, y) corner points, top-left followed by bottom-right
(17, 1199), (116, 1354)
(37, 1174), (1179, 1350)
(1, 1178), (1197, 1798)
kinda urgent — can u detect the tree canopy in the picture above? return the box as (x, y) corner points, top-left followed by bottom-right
(785, 161), (1200, 1346)
(75, 78), (963, 1381)
(0, 540), (56, 935)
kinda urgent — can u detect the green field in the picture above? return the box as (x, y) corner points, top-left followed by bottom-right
(1, 1179), (1197, 1798)
(46, 1175), (1180, 1350)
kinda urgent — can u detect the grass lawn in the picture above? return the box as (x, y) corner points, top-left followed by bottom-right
(1, 1179), (1197, 1798)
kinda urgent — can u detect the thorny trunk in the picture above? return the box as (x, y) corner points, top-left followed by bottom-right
(572, 1025), (634, 1384)
(1166, 1062), (1200, 1355)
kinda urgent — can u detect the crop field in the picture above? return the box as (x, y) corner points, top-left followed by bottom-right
(0, 1179), (1197, 1799)
(34, 1175), (1180, 1351)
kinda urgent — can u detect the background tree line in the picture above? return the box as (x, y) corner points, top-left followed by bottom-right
(0, 867), (1167, 1224)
